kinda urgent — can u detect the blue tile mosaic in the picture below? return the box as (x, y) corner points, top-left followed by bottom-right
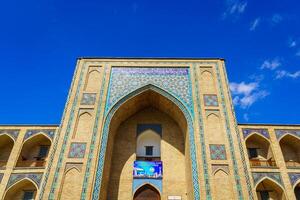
(7, 173), (43, 189)
(105, 67), (194, 116)
(288, 173), (300, 186)
(252, 172), (284, 187)
(204, 94), (218, 106)
(275, 129), (300, 140)
(68, 143), (86, 158)
(242, 128), (270, 139)
(0, 129), (19, 141)
(24, 129), (56, 141)
(209, 144), (227, 160)
(81, 93), (97, 105)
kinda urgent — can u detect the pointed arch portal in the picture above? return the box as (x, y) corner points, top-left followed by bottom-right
(92, 85), (200, 200)
(134, 184), (161, 200)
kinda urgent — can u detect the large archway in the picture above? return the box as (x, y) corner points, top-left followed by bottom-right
(134, 184), (161, 200)
(295, 183), (300, 200)
(95, 86), (197, 200)
(279, 135), (300, 168)
(0, 134), (14, 168)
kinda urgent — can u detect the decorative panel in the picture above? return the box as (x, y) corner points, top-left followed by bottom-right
(0, 129), (19, 141)
(7, 173), (43, 189)
(204, 94), (218, 106)
(68, 143), (86, 158)
(252, 172), (284, 187)
(106, 67), (193, 115)
(81, 93), (97, 105)
(24, 129), (55, 141)
(132, 179), (162, 194)
(211, 164), (229, 175)
(242, 128), (270, 139)
(275, 129), (300, 140)
(288, 173), (300, 186)
(209, 144), (227, 160)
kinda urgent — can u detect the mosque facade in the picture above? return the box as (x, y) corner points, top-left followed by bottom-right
(0, 58), (299, 200)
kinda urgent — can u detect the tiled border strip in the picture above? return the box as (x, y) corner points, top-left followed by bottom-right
(192, 64), (212, 199)
(216, 61), (254, 199)
(80, 65), (108, 199)
(45, 62), (87, 200)
(214, 61), (244, 199)
(91, 84), (201, 200)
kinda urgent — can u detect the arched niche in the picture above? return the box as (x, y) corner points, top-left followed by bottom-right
(255, 178), (287, 200)
(294, 182), (300, 200)
(136, 129), (161, 160)
(59, 167), (83, 200)
(134, 184), (161, 200)
(245, 133), (276, 167)
(72, 111), (93, 140)
(212, 169), (234, 200)
(206, 113), (224, 144)
(0, 134), (14, 168)
(4, 179), (38, 200)
(200, 70), (216, 93)
(279, 134), (300, 168)
(16, 134), (51, 168)
(96, 86), (196, 200)
(84, 69), (102, 92)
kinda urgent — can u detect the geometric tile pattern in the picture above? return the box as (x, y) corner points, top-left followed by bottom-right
(288, 173), (300, 186)
(209, 144), (227, 160)
(0, 129), (20, 141)
(68, 143), (86, 158)
(0, 173), (3, 183)
(133, 179), (162, 194)
(204, 94), (218, 106)
(7, 173), (43, 189)
(252, 172), (284, 187)
(81, 93), (97, 105)
(275, 129), (300, 140)
(91, 84), (200, 200)
(193, 65), (212, 198)
(106, 67), (194, 116)
(24, 129), (56, 141)
(242, 128), (270, 139)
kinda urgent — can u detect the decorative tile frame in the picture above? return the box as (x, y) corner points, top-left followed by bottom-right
(0, 129), (19, 141)
(45, 63), (88, 200)
(275, 129), (300, 140)
(68, 143), (87, 158)
(91, 84), (201, 200)
(0, 173), (3, 183)
(252, 172), (284, 187)
(81, 93), (97, 105)
(133, 179), (162, 194)
(288, 173), (300, 187)
(193, 65), (212, 199)
(203, 94), (218, 107)
(105, 67), (194, 116)
(242, 128), (270, 139)
(7, 173), (43, 189)
(213, 62), (249, 199)
(24, 129), (56, 141)
(209, 144), (227, 160)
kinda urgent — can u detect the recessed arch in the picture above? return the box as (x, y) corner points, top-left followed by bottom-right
(0, 133), (16, 142)
(279, 134), (300, 168)
(92, 84), (199, 200)
(255, 177), (287, 200)
(0, 134), (15, 168)
(294, 182), (300, 199)
(213, 168), (229, 176)
(84, 69), (102, 92)
(133, 184), (161, 200)
(16, 134), (51, 168)
(278, 132), (300, 143)
(245, 133), (276, 168)
(4, 178), (38, 200)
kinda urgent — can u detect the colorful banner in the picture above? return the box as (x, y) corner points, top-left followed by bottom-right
(133, 161), (163, 179)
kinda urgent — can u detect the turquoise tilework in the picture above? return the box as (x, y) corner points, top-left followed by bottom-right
(252, 172), (284, 187)
(7, 173), (43, 189)
(81, 93), (97, 105)
(68, 143), (86, 158)
(203, 94), (218, 107)
(209, 144), (227, 160)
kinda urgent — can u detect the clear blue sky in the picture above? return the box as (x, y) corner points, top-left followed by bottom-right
(0, 0), (299, 124)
